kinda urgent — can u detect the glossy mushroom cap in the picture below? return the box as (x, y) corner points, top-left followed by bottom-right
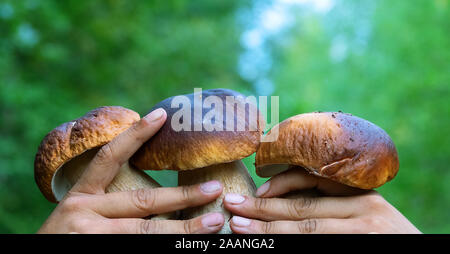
(130, 88), (265, 171)
(34, 106), (140, 202)
(255, 112), (399, 189)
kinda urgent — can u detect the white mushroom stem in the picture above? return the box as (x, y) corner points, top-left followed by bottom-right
(178, 160), (256, 234)
(53, 148), (174, 220)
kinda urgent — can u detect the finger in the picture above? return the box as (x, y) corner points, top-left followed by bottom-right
(109, 213), (225, 234)
(89, 181), (223, 218)
(230, 216), (364, 234)
(73, 108), (166, 194)
(224, 194), (359, 221)
(256, 167), (365, 198)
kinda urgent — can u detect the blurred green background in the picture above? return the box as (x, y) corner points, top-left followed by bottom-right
(0, 0), (449, 233)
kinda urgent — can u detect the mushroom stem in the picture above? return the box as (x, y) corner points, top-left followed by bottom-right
(178, 160), (256, 234)
(53, 148), (174, 220)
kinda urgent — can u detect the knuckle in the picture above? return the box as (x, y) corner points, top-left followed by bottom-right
(297, 219), (318, 234)
(96, 144), (115, 163)
(363, 193), (387, 210)
(254, 198), (269, 215)
(77, 218), (92, 229)
(183, 219), (196, 234)
(288, 197), (316, 218)
(131, 189), (156, 213)
(180, 186), (193, 204)
(69, 217), (92, 233)
(262, 221), (275, 234)
(361, 216), (385, 230)
(61, 196), (86, 212)
(139, 220), (156, 234)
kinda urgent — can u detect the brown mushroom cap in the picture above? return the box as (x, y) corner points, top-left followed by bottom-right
(130, 88), (265, 171)
(34, 106), (140, 202)
(255, 112), (399, 189)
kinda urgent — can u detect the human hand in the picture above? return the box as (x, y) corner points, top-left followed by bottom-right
(223, 168), (420, 234)
(38, 108), (225, 234)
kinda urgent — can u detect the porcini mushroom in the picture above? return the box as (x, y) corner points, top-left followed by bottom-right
(34, 106), (173, 220)
(130, 89), (265, 233)
(256, 112), (399, 189)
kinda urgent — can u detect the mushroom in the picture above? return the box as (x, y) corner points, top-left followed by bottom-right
(130, 89), (265, 233)
(255, 112), (399, 190)
(34, 106), (173, 220)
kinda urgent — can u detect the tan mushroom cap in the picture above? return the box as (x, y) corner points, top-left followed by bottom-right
(34, 106), (140, 202)
(130, 88), (265, 171)
(255, 112), (399, 189)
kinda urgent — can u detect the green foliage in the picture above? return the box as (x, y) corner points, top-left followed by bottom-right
(268, 0), (450, 233)
(0, 0), (249, 233)
(0, 0), (448, 233)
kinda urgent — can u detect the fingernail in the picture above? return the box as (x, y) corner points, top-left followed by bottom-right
(144, 108), (165, 122)
(200, 180), (222, 193)
(202, 213), (224, 228)
(224, 193), (245, 204)
(232, 216), (251, 227)
(256, 181), (270, 197)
